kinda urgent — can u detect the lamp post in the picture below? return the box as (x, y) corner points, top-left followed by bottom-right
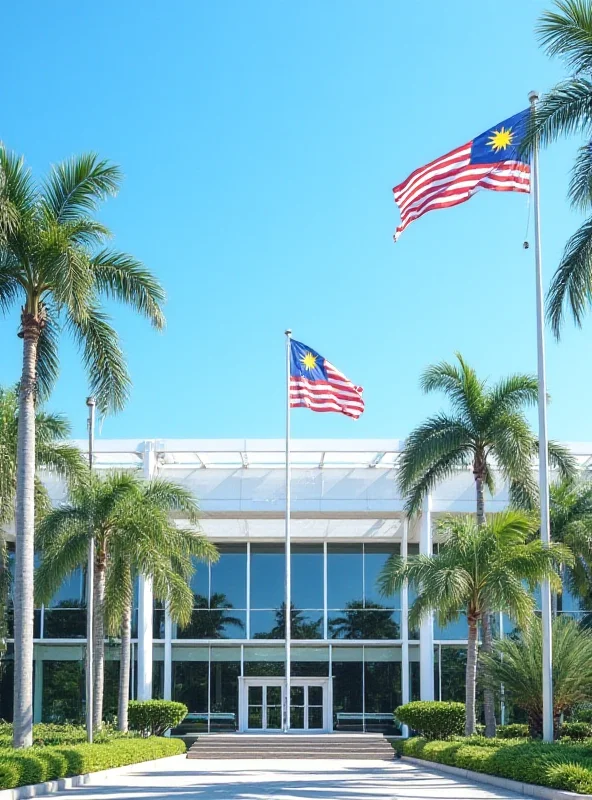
(85, 397), (95, 743)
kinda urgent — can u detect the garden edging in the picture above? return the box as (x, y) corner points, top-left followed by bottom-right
(402, 755), (592, 800)
(0, 753), (184, 800)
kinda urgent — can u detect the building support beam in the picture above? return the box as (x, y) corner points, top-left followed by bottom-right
(137, 441), (155, 701)
(419, 494), (434, 701)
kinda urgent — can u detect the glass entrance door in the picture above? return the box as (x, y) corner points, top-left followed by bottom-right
(290, 682), (325, 731)
(247, 683), (284, 731)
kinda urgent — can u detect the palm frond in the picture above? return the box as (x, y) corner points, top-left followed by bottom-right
(537, 0), (592, 72)
(547, 214), (592, 337)
(42, 153), (121, 223)
(67, 306), (130, 414)
(91, 250), (165, 330)
(530, 79), (592, 148)
(485, 374), (538, 419)
(0, 268), (21, 313)
(402, 444), (470, 515)
(35, 309), (60, 401)
(420, 353), (484, 427)
(0, 146), (37, 238)
(568, 141), (592, 212)
(547, 440), (579, 482)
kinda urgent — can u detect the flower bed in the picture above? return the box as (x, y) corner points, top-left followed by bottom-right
(402, 736), (592, 795)
(0, 736), (185, 791)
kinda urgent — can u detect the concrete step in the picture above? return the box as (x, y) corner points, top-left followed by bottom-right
(187, 733), (394, 760)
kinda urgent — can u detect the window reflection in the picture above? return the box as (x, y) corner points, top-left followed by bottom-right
(328, 605), (400, 640)
(250, 545), (284, 610)
(291, 545), (323, 609)
(327, 545), (363, 609)
(251, 605), (323, 640)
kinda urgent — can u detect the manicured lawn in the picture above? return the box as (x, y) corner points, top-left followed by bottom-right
(400, 736), (592, 795)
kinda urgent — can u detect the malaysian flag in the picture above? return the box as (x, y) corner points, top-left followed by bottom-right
(393, 109), (531, 241)
(289, 339), (364, 419)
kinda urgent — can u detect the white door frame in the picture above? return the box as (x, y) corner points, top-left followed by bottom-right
(238, 677), (331, 733)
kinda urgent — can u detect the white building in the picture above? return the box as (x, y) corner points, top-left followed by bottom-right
(2, 438), (589, 733)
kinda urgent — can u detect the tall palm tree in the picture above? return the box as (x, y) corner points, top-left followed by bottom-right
(482, 615), (592, 738)
(34, 473), (215, 731)
(0, 385), (85, 659)
(0, 150), (165, 747)
(525, 1), (592, 335)
(379, 512), (569, 736)
(399, 354), (576, 735)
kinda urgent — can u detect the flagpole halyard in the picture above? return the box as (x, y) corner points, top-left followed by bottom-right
(529, 89), (554, 743)
(284, 329), (292, 733)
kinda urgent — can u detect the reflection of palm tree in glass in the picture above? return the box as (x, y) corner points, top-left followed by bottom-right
(329, 600), (400, 640)
(181, 593), (244, 638)
(254, 603), (322, 639)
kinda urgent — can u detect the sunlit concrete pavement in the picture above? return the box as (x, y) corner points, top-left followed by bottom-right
(49, 754), (529, 800)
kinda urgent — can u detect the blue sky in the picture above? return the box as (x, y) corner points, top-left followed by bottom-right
(0, 0), (589, 443)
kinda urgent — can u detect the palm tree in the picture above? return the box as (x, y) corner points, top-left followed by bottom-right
(482, 615), (592, 737)
(35, 473), (215, 731)
(526, 1), (592, 336)
(549, 478), (592, 601)
(0, 150), (165, 747)
(328, 600), (400, 640)
(0, 386), (85, 659)
(399, 354), (576, 735)
(379, 511), (569, 736)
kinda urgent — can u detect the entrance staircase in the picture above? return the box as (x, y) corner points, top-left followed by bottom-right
(186, 733), (394, 760)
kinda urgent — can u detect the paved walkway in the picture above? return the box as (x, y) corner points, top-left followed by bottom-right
(50, 755), (529, 800)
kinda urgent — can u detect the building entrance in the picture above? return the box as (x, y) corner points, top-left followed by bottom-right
(239, 678), (330, 732)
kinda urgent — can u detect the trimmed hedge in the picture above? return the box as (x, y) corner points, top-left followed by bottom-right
(0, 737), (185, 791)
(0, 723), (130, 749)
(402, 736), (592, 794)
(495, 724), (529, 739)
(394, 701), (465, 740)
(128, 700), (188, 736)
(559, 721), (592, 740)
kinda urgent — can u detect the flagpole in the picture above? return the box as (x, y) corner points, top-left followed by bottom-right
(529, 89), (553, 743)
(284, 329), (292, 733)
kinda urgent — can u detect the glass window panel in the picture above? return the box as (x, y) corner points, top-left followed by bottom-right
(249, 685), (263, 704)
(434, 615), (469, 640)
(291, 646), (330, 662)
(328, 610), (400, 640)
(152, 661), (164, 700)
(177, 609), (246, 639)
(410, 661), (420, 702)
(439, 647), (467, 703)
(308, 706), (323, 729)
(292, 661), (329, 677)
(211, 545), (247, 610)
(0, 645), (13, 722)
(248, 706), (263, 728)
(43, 609), (86, 639)
(291, 686), (305, 704)
(42, 660), (85, 723)
(327, 545), (363, 609)
(153, 609), (165, 640)
(210, 660), (239, 730)
(267, 685), (282, 705)
(172, 661), (208, 713)
(48, 570), (85, 608)
(189, 559), (209, 606)
(250, 545), (285, 610)
(333, 658), (363, 732)
(308, 685), (323, 705)
(250, 609), (284, 639)
(266, 705), (282, 729)
(244, 645), (285, 676)
(364, 545), (399, 608)
(292, 611), (323, 639)
(291, 545), (323, 609)
(291, 705), (305, 729)
(364, 659), (401, 735)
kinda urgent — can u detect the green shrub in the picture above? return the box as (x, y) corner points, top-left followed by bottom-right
(496, 724), (529, 739)
(572, 703), (592, 723)
(0, 723), (128, 749)
(546, 762), (592, 794)
(559, 721), (592, 740)
(395, 701), (465, 740)
(128, 700), (188, 736)
(0, 737), (185, 791)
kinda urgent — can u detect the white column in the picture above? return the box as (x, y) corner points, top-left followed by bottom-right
(33, 658), (43, 723)
(419, 494), (434, 701)
(401, 517), (410, 737)
(137, 440), (156, 701)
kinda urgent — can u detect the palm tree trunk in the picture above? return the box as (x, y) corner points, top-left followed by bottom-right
(93, 547), (106, 730)
(13, 316), (42, 748)
(118, 600), (132, 732)
(465, 617), (479, 736)
(474, 470), (496, 737)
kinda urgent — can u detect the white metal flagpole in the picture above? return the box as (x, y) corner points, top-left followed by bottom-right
(284, 329), (292, 732)
(85, 396), (96, 744)
(529, 89), (553, 743)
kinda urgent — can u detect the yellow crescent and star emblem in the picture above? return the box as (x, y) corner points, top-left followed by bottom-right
(487, 125), (514, 153)
(300, 351), (318, 371)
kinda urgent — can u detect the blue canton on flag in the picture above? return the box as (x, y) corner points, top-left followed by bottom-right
(289, 340), (364, 419)
(393, 109), (531, 240)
